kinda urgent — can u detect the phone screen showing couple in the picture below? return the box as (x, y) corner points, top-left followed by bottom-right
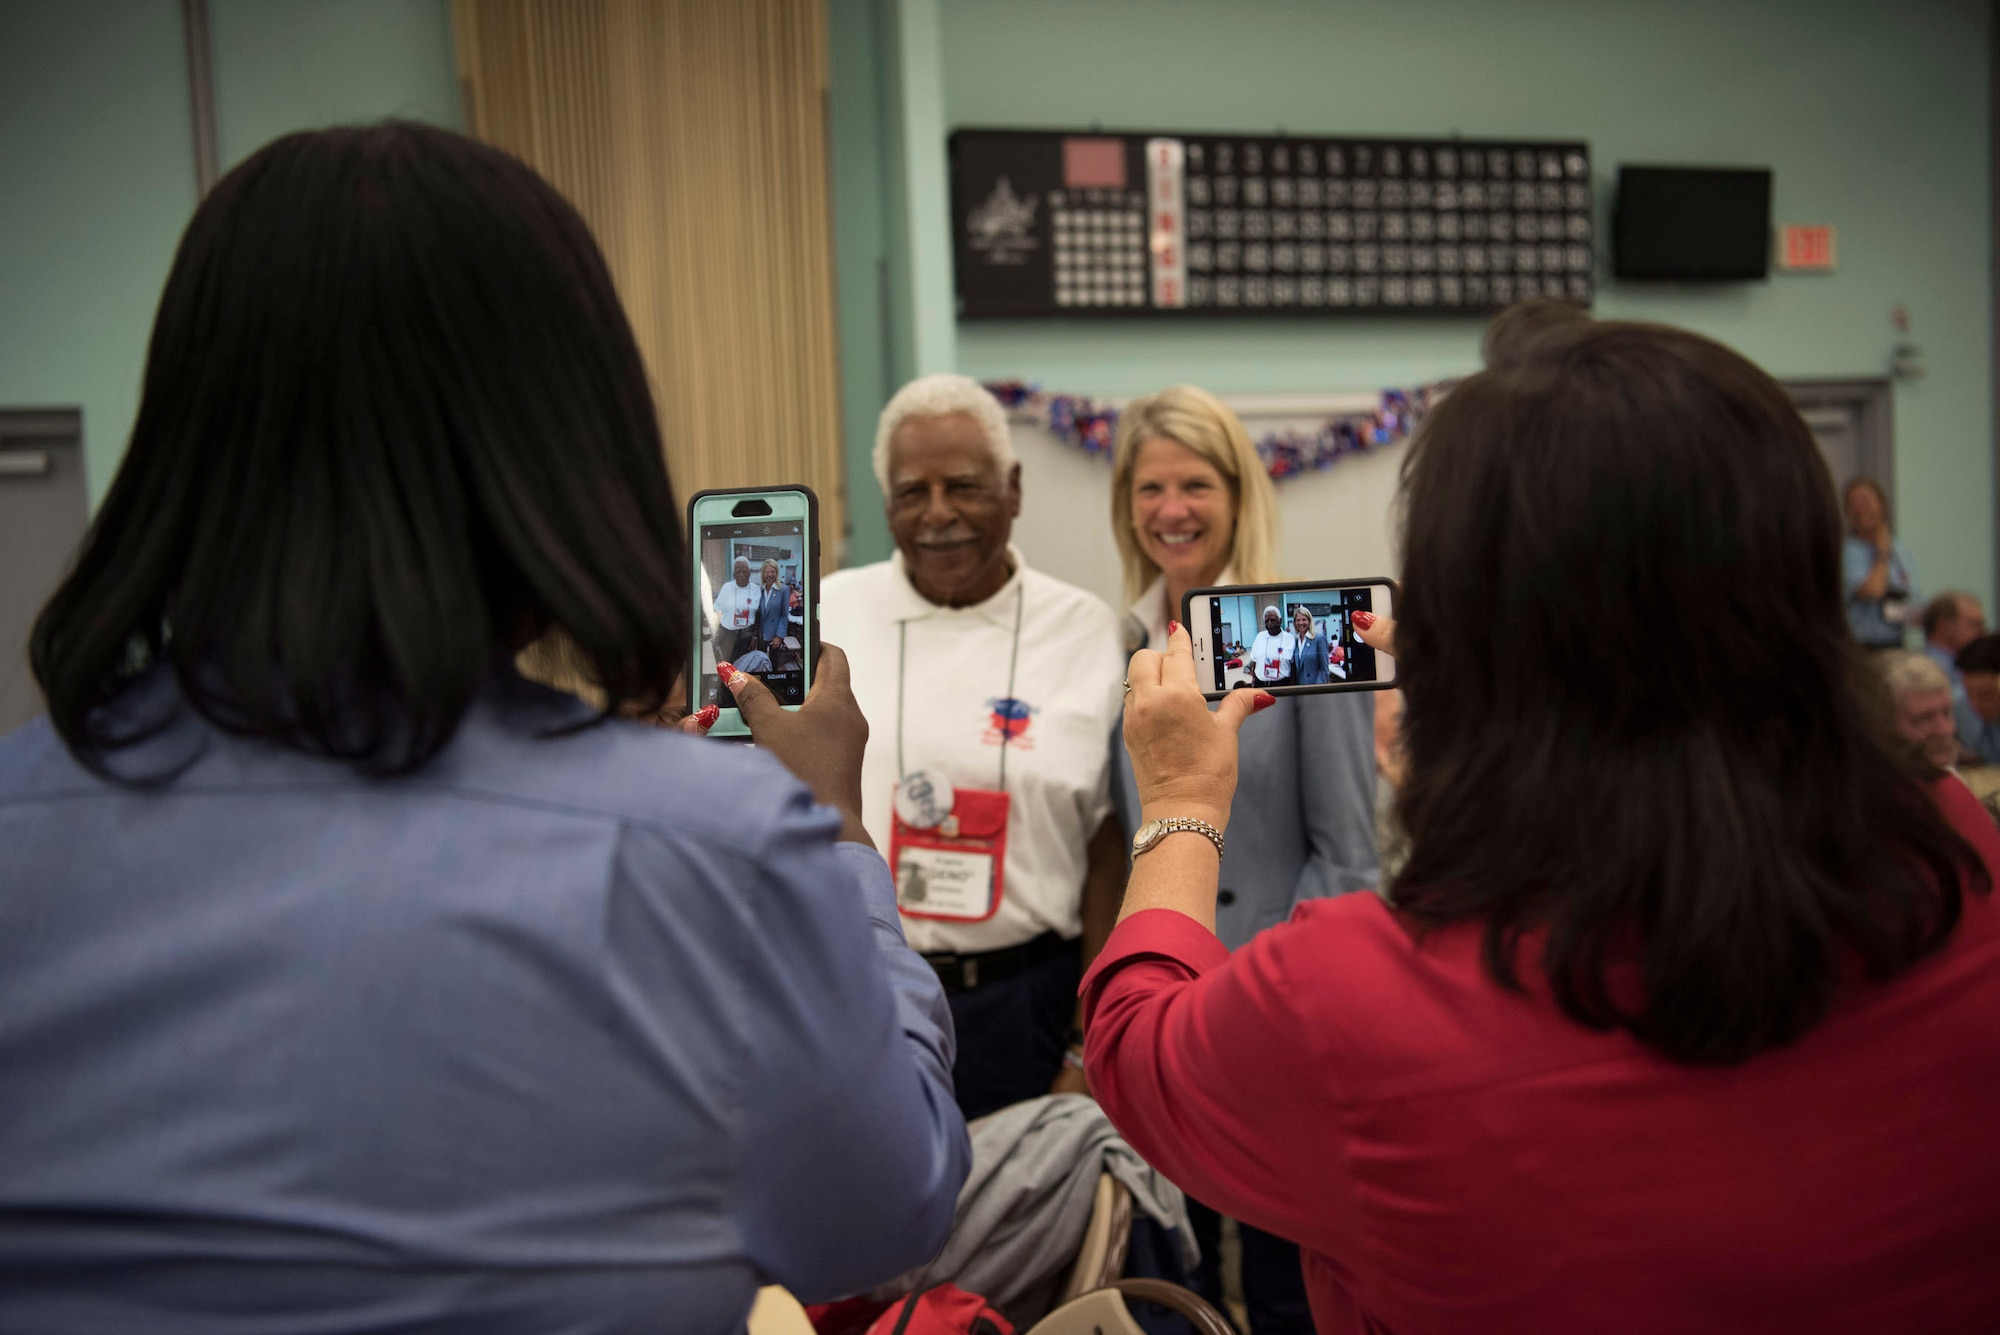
(1202, 585), (1384, 694)
(700, 518), (808, 709)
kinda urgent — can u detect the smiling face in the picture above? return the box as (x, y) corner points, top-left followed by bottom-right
(886, 411), (1021, 608)
(1895, 686), (1961, 769)
(761, 560), (779, 587)
(1264, 609), (1282, 634)
(1129, 435), (1235, 595)
(1293, 607), (1314, 637)
(732, 559), (751, 586)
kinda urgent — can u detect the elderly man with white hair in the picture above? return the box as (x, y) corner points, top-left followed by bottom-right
(711, 554), (761, 677)
(1882, 650), (1966, 774)
(821, 373), (1127, 1120)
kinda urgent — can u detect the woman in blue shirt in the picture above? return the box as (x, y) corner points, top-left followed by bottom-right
(1842, 477), (1919, 649)
(0, 123), (966, 1334)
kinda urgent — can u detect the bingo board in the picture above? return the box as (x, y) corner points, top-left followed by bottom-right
(950, 129), (1595, 318)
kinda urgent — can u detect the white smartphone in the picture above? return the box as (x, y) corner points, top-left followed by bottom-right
(688, 485), (818, 739)
(1183, 578), (1397, 702)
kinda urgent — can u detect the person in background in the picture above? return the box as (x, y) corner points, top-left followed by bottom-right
(713, 555), (760, 669)
(821, 373), (1127, 1121)
(1842, 476), (1918, 649)
(1290, 605), (1339, 685)
(1247, 605), (1295, 686)
(1922, 589), (1985, 698)
(1955, 634), (2000, 765)
(1090, 311), (2000, 1333)
(1109, 383), (1377, 1335)
(1882, 651), (1964, 774)
(0, 123), (967, 1334)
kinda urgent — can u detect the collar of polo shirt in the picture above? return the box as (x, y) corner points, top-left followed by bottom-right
(890, 543), (1028, 626)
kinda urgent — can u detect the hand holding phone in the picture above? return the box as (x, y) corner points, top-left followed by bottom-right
(1350, 608), (1396, 656)
(1124, 623), (1266, 831)
(717, 645), (872, 847)
(688, 486), (819, 738)
(1182, 577), (1398, 702)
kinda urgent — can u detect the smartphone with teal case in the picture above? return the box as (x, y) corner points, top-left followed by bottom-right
(687, 486), (819, 739)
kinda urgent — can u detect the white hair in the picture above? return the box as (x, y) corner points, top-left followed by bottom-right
(1882, 650), (1950, 701)
(872, 373), (1017, 495)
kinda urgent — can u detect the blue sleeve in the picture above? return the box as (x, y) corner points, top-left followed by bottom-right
(728, 797), (968, 1298)
(1290, 692), (1381, 905)
(1842, 538), (1872, 602)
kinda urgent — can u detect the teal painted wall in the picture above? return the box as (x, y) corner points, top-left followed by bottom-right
(0, 0), (197, 506)
(833, 0), (1994, 609)
(210, 0), (460, 170)
(0, 0), (460, 506)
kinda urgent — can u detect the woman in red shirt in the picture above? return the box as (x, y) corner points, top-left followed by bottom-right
(1088, 310), (2000, 1334)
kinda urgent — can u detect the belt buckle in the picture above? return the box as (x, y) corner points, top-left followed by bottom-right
(962, 957), (979, 989)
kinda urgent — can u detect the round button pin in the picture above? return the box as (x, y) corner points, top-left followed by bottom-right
(894, 769), (955, 830)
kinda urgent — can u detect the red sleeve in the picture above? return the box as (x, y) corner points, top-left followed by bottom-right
(1936, 773), (2000, 868)
(1079, 908), (1358, 1248)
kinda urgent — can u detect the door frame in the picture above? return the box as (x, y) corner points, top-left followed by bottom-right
(1782, 377), (1895, 519)
(0, 407), (84, 455)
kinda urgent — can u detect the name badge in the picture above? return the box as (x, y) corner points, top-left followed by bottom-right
(889, 779), (1010, 922)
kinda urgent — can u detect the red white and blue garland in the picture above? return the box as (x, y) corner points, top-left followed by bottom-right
(983, 378), (1456, 483)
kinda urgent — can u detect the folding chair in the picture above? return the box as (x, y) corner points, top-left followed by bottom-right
(1025, 1279), (1234, 1335)
(1053, 1171), (1133, 1305)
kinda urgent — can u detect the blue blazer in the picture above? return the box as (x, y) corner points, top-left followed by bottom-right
(1293, 631), (1333, 685)
(756, 585), (792, 640)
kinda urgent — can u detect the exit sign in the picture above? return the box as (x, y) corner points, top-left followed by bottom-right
(1778, 225), (1836, 271)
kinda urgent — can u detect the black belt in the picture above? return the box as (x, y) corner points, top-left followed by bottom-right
(923, 931), (1074, 993)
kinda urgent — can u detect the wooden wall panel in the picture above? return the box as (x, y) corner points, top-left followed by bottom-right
(453, 0), (845, 545)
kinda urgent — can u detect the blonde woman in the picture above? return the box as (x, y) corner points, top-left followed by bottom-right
(1106, 384), (1379, 1335)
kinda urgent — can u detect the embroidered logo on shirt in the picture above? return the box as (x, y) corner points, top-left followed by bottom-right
(983, 697), (1036, 748)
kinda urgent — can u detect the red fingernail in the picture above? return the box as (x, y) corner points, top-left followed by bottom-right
(1351, 610), (1376, 629)
(716, 662), (736, 683)
(1253, 691), (1276, 711)
(1167, 620), (1180, 636)
(693, 705), (720, 731)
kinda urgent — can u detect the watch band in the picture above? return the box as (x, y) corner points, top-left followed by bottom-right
(1133, 817), (1226, 861)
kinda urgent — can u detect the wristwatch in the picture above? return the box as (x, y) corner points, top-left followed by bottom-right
(1131, 817), (1225, 860)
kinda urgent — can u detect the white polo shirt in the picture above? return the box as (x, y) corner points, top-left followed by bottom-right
(821, 546), (1125, 954)
(713, 578), (761, 631)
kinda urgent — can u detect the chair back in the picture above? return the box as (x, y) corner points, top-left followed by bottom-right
(1054, 1171), (1132, 1305)
(1026, 1280), (1233, 1335)
(746, 1286), (816, 1335)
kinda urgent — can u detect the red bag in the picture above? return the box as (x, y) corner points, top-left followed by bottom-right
(860, 1285), (1014, 1335)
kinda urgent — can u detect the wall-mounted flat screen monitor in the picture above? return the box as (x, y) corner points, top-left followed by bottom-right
(1612, 166), (1771, 280)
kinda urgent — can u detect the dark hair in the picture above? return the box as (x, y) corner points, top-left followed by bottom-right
(32, 122), (687, 778)
(1479, 296), (1591, 370)
(1957, 633), (2000, 675)
(1389, 313), (1986, 1064)
(1922, 590), (1976, 639)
